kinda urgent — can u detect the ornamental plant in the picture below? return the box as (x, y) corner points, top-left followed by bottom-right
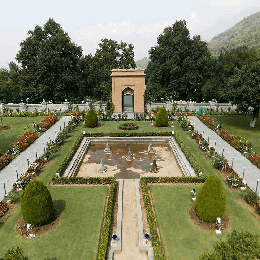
(21, 180), (55, 226)
(85, 109), (98, 128)
(155, 107), (168, 127)
(195, 175), (226, 222)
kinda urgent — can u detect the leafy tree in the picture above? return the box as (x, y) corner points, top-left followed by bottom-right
(90, 38), (136, 100)
(226, 59), (260, 127)
(16, 18), (83, 103)
(21, 180), (55, 226)
(199, 230), (260, 260)
(146, 20), (212, 102)
(202, 46), (258, 102)
(195, 175), (226, 222)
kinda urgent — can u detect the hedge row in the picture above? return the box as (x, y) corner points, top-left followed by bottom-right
(84, 131), (172, 137)
(51, 176), (117, 260)
(140, 176), (206, 260)
(173, 133), (204, 175)
(56, 135), (84, 176)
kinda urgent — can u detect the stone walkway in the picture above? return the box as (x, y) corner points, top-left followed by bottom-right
(0, 116), (72, 201)
(189, 116), (260, 195)
(114, 179), (148, 260)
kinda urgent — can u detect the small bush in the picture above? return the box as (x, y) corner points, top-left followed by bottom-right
(85, 109), (98, 128)
(21, 180), (55, 226)
(243, 189), (257, 205)
(3, 246), (28, 260)
(195, 175), (226, 222)
(155, 107), (168, 127)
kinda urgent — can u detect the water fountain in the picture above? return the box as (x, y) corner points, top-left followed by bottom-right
(150, 159), (158, 173)
(99, 159), (107, 172)
(147, 142), (153, 153)
(104, 141), (111, 153)
(126, 147), (134, 161)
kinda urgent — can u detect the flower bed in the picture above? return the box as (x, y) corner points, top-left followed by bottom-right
(118, 122), (139, 130)
(39, 113), (58, 131)
(0, 201), (8, 217)
(198, 115), (260, 169)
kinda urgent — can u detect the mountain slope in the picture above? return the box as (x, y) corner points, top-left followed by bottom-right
(135, 57), (150, 69)
(208, 11), (260, 56)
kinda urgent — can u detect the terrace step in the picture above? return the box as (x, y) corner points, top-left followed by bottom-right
(63, 137), (90, 177)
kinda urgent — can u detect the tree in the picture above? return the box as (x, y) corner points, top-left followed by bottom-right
(85, 108), (98, 127)
(202, 46), (258, 102)
(226, 59), (260, 127)
(155, 106), (168, 127)
(90, 38), (136, 100)
(2, 246), (28, 260)
(16, 18), (83, 103)
(195, 175), (226, 222)
(146, 20), (212, 102)
(199, 230), (260, 260)
(21, 180), (55, 226)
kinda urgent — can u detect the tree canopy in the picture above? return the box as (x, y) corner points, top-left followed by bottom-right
(145, 20), (213, 102)
(16, 18), (83, 103)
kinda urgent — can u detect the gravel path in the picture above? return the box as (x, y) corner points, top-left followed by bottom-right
(189, 116), (260, 195)
(114, 179), (148, 260)
(0, 116), (72, 201)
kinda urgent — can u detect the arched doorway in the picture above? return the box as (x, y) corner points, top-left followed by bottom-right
(122, 88), (134, 112)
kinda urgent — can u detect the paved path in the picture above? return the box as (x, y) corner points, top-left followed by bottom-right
(0, 116), (72, 201)
(114, 179), (148, 260)
(189, 116), (260, 195)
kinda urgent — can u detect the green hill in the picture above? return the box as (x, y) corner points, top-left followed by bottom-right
(208, 11), (260, 56)
(135, 57), (150, 69)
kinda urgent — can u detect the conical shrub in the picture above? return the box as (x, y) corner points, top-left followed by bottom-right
(195, 175), (226, 222)
(21, 180), (55, 226)
(155, 107), (168, 127)
(85, 109), (98, 128)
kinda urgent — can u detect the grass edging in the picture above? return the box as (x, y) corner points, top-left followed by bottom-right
(140, 177), (206, 260)
(51, 176), (117, 260)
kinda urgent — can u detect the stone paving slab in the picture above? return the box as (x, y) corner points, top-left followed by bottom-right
(0, 116), (72, 201)
(189, 116), (260, 195)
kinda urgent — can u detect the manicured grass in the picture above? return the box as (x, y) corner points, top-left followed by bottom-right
(150, 185), (260, 260)
(0, 117), (45, 153)
(0, 185), (108, 260)
(84, 120), (173, 134)
(210, 115), (260, 154)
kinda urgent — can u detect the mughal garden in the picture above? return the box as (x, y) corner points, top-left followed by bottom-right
(0, 18), (260, 260)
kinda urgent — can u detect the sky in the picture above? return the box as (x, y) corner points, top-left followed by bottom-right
(1, 0), (260, 68)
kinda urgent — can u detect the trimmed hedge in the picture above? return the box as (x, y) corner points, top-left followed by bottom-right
(155, 107), (168, 127)
(140, 177), (206, 260)
(21, 180), (55, 226)
(195, 175), (226, 222)
(84, 131), (172, 137)
(85, 109), (98, 128)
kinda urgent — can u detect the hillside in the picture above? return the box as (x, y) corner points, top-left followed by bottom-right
(135, 57), (150, 69)
(208, 11), (260, 56)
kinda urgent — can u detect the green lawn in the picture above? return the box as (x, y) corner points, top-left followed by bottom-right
(0, 186), (107, 260)
(210, 115), (260, 154)
(0, 117), (45, 153)
(84, 120), (173, 134)
(150, 185), (260, 260)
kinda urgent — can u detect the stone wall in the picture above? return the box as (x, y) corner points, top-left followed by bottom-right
(0, 101), (236, 114)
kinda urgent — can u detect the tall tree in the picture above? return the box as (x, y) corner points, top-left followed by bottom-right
(16, 18), (83, 103)
(146, 20), (212, 102)
(91, 38), (136, 100)
(227, 59), (260, 127)
(202, 46), (257, 102)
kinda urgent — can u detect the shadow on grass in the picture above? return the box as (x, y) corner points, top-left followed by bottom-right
(53, 200), (66, 215)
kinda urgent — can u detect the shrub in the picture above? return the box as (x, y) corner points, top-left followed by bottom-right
(243, 189), (257, 205)
(199, 230), (260, 260)
(2, 246), (28, 260)
(155, 107), (168, 127)
(85, 109), (98, 128)
(195, 175), (226, 222)
(21, 180), (55, 226)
